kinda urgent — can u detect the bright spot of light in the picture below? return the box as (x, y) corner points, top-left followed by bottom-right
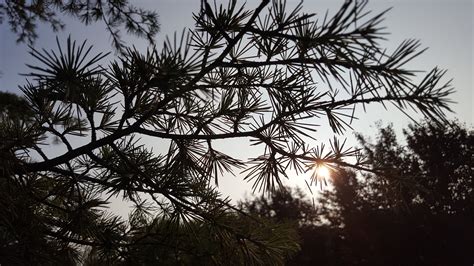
(315, 165), (331, 179)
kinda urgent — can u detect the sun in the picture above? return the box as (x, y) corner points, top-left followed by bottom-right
(315, 165), (331, 178)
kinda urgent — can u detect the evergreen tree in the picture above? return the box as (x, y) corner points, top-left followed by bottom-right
(0, 0), (160, 52)
(1, 0), (455, 264)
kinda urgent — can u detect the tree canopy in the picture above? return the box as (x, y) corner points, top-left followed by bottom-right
(0, 0), (456, 264)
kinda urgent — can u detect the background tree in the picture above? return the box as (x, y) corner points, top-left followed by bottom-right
(1, 0), (456, 264)
(239, 187), (344, 265)
(242, 120), (473, 265)
(337, 120), (474, 265)
(355, 120), (474, 214)
(0, 0), (160, 52)
(323, 120), (474, 265)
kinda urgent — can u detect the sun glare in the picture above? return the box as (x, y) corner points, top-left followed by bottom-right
(315, 165), (331, 179)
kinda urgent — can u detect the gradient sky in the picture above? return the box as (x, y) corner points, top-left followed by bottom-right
(0, 0), (472, 201)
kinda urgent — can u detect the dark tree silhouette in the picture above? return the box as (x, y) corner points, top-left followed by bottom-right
(239, 187), (344, 265)
(356, 121), (474, 213)
(0, 0), (159, 52)
(321, 121), (474, 265)
(241, 121), (473, 265)
(1, 0), (456, 264)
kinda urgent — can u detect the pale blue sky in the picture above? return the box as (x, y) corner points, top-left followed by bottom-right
(0, 0), (472, 200)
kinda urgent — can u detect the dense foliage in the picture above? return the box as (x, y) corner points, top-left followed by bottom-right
(0, 0), (455, 264)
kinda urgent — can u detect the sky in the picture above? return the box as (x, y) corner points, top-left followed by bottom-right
(0, 0), (472, 202)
